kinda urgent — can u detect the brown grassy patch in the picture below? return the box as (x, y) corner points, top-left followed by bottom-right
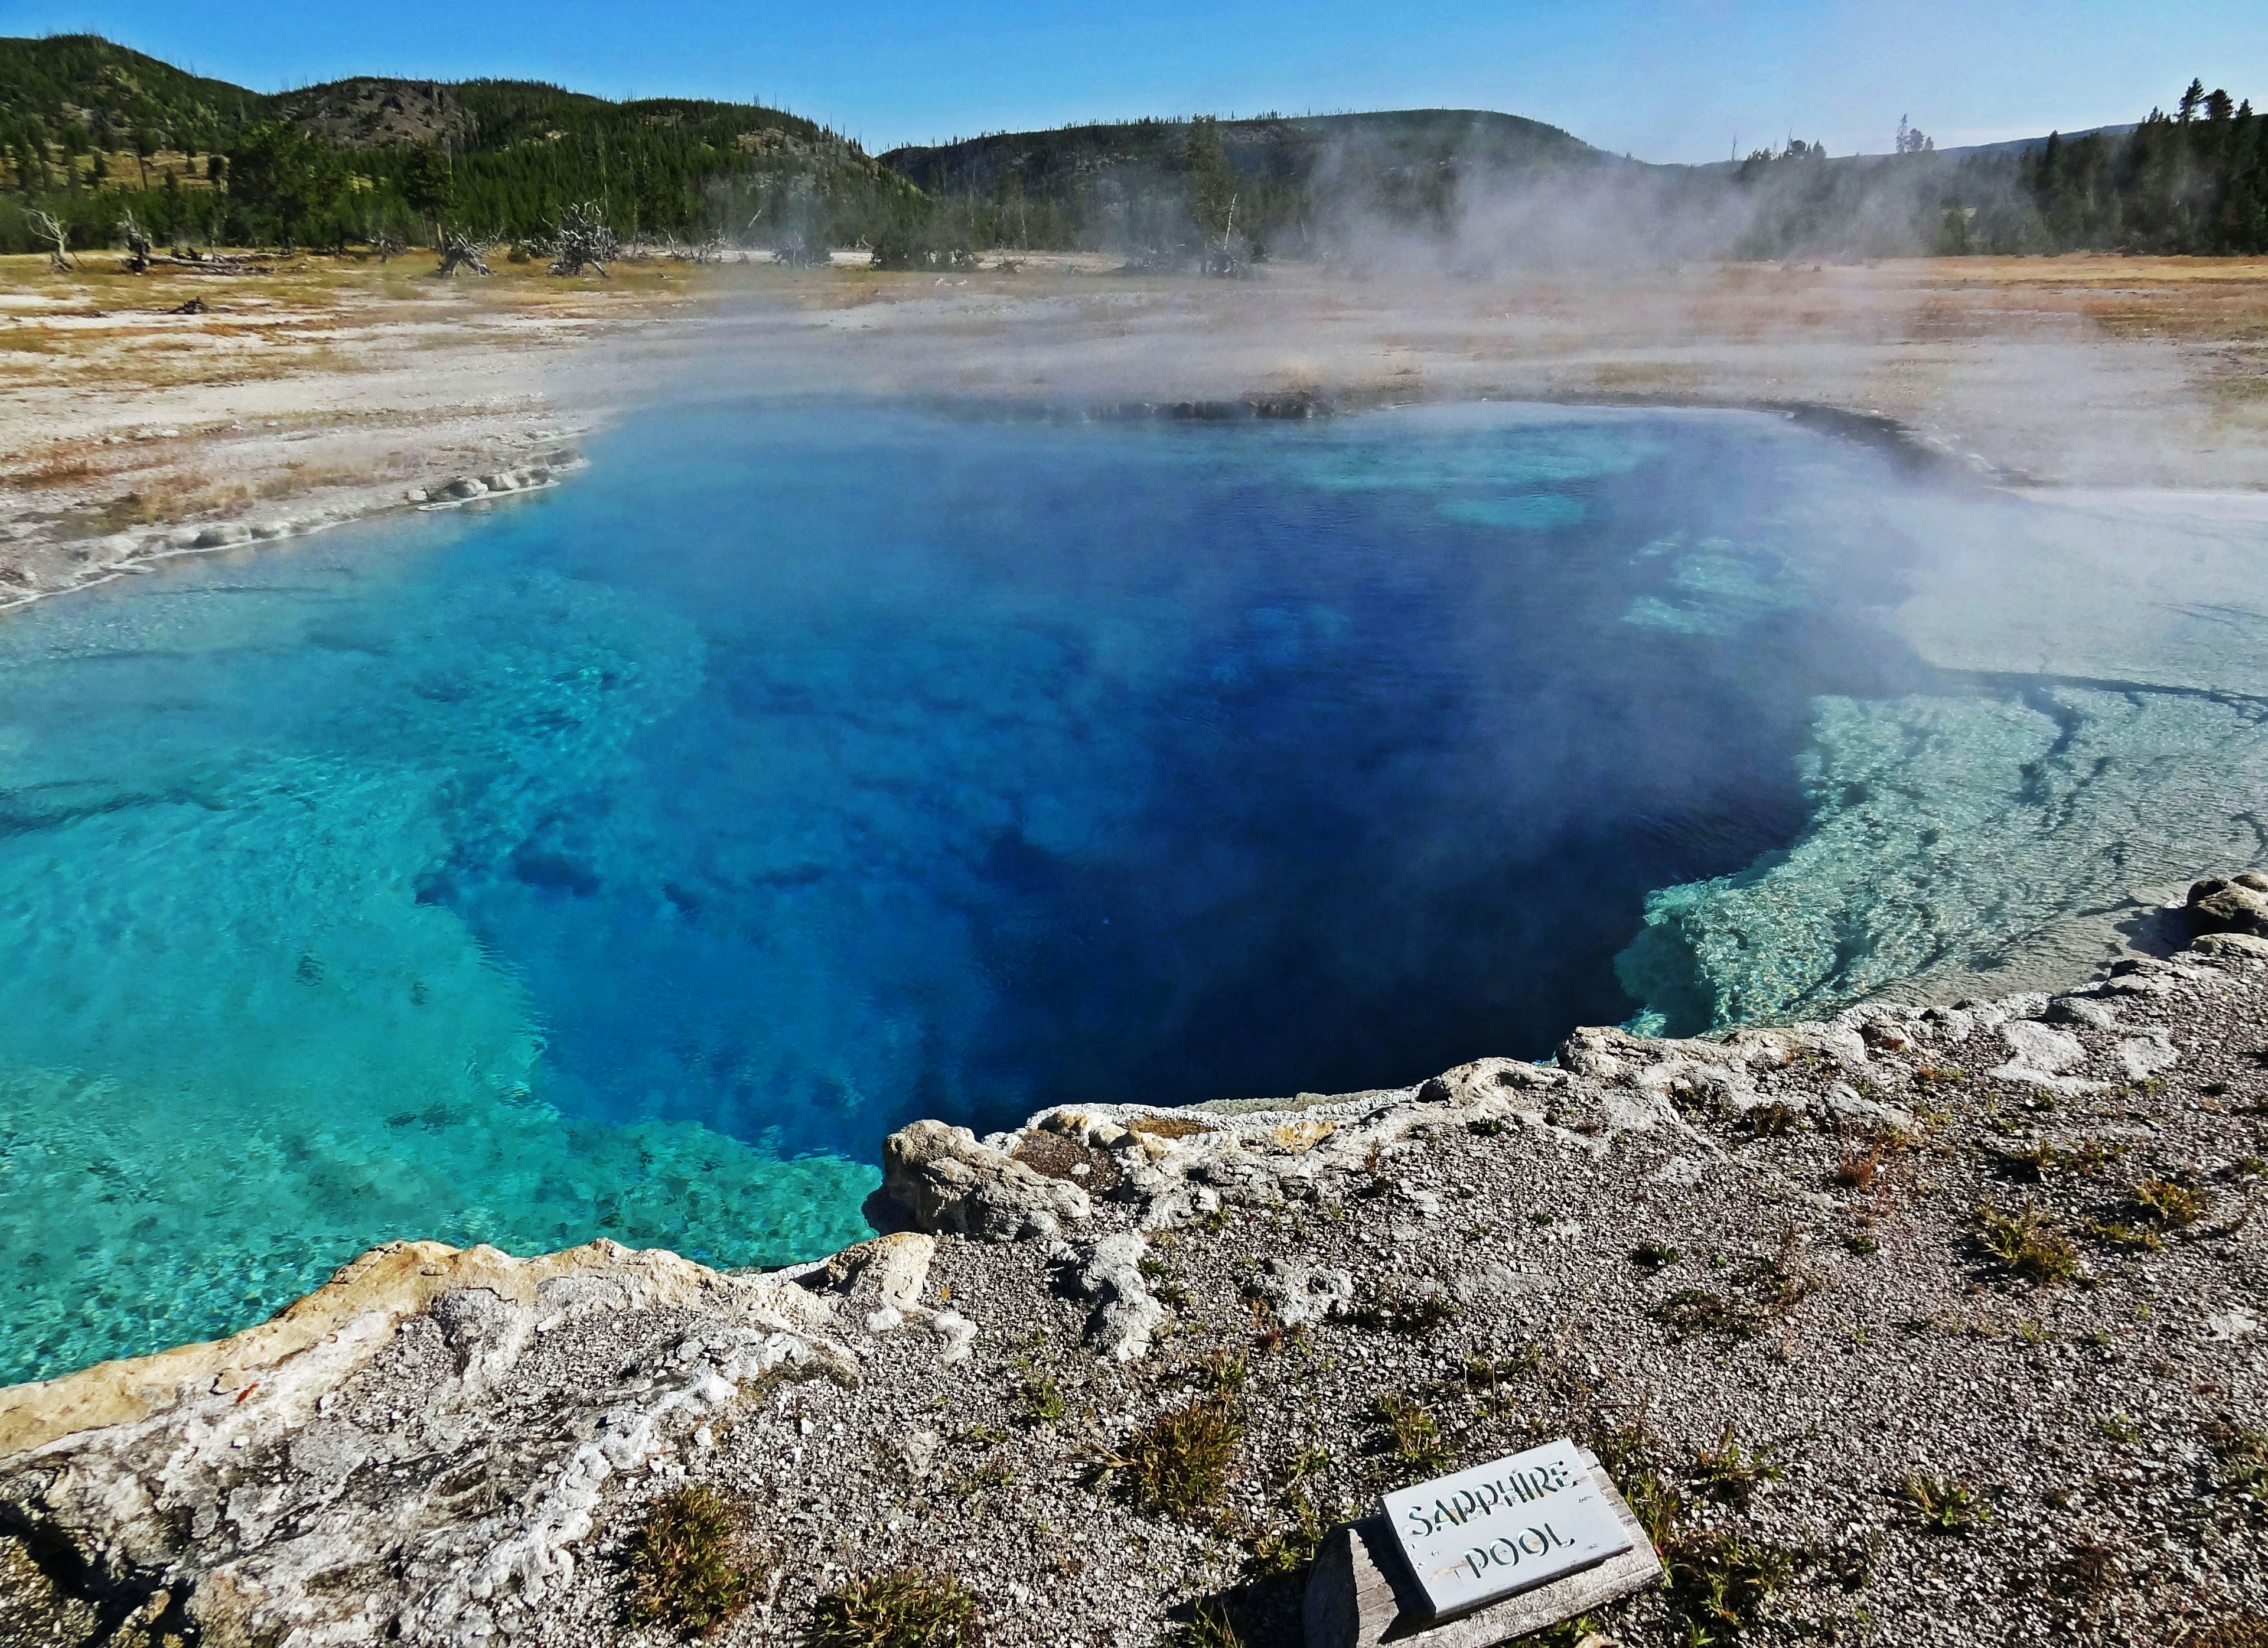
(811, 1569), (985, 1648)
(1126, 1114), (1218, 1140)
(1099, 1399), (1243, 1522)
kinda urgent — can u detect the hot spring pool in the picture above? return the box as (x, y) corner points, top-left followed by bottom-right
(4, 400), (2264, 1383)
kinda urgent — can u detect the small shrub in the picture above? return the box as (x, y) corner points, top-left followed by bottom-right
(1902, 1473), (1990, 1533)
(1691, 1423), (1783, 1507)
(811, 1568), (985, 1648)
(1102, 1400), (1243, 1522)
(1631, 1241), (1681, 1271)
(1376, 1392), (1454, 1472)
(626, 1485), (761, 1635)
(1017, 1373), (1066, 1426)
(1974, 1200), (2081, 1284)
(1533, 1616), (1605, 1648)
(2053, 1536), (2117, 1595)
(1656, 1287), (1764, 1339)
(1622, 1465), (1682, 1549)
(1744, 1101), (1800, 1136)
(2131, 1177), (2207, 1230)
(2090, 1219), (2163, 1253)
(1995, 1138), (2121, 1181)
(947, 1460), (1014, 1505)
(1833, 1144), (1885, 1190)
(1199, 1350), (1249, 1400)
(1462, 1346), (1545, 1390)
(1246, 1490), (1325, 1577)
(1467, 1116), (1508, 1137)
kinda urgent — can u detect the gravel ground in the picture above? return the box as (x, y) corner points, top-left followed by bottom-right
(517, 953), (2268, 1648)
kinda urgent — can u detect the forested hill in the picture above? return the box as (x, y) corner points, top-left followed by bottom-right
(880, 109), (1611, 253)
(0, 34), (921, 253)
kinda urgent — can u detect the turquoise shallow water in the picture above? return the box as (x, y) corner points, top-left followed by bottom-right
(2, 400), (2261, 1385)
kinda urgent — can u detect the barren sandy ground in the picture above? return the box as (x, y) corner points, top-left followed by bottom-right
(3, 249), (2266, 610)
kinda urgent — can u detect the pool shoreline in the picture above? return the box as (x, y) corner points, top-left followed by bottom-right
(3, 904), (2264, 1643)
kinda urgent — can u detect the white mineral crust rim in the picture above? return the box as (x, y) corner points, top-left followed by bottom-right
(1382, 1437), (1636, 1617)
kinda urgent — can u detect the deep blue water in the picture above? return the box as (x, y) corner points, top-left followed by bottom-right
(0, 401), (1928, 1380)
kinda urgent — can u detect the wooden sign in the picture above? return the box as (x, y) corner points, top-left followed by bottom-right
(1381, 1439), (1637, 1617)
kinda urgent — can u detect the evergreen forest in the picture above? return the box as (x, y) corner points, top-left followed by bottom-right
(2, 34), (2262, 265)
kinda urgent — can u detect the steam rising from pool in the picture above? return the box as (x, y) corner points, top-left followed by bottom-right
(1, 402), (2260, 1383)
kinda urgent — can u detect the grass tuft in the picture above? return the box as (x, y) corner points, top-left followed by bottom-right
(625, 1484), (762, 1636)
(1163, 1600), (1245, 1648)
(1375, 1391), (1455, 1473)
(1973, 1199), (2081, 1284)
(2130, 1176), (2207, 1230)
(1016, 1373), (1066, 1426)
(1100, 1399), (1243, 1523)
(811, 1568), (985, 1648)
(1246, 1490), (1327, 1577)
(1993, 1138), (2121, 1181)
(1690, 1423), (1783, 1507)
(1666, 1529), (1794, 1634)
(1349, 1285), (1462, 1337)
(1901, 1473), (1990, 1533)
(2207, 1419), (2268, 1495)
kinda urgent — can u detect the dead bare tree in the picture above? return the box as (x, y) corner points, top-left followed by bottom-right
(548, 202), (618, 277)
(24, 207), (72, 272)
(118, 207), (152, 273)
(435, 230), (493, 277)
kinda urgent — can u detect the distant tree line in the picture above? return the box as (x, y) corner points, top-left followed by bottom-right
(0, 35), (926, 258)
(1975, 80), (2266, 254)
(892, 83), (2268, 265)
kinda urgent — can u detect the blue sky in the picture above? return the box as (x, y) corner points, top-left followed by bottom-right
(4, 0), (2262, 161)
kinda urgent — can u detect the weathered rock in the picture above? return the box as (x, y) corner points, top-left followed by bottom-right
(787, 1231), (939, 1333)
(0, 1239), (876, 1648)
(2193, 930), (2268, 961)
(1249, 1257), (1357, 1327)
(882, 1119), (1091, 1241)
(2189, 874), (2268, 938)
(1989, 1018), (2096, 1092)
(1415, 1056), (1565, 1106)
(1859, 1018), (1916, 1053)
(2116, 1031), (2179, 1080)
(1817, 1081), (1917, 1133)
(1060, 1232), (1165, 1361)
(2047, 993), (2119, 1031)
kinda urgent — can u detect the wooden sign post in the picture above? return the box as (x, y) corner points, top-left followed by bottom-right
(1304, 1441), (1663, 1648)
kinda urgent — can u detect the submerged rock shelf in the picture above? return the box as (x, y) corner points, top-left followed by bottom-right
(5, 891), (2267, 1647)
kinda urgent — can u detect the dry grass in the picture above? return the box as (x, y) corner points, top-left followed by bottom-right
(810, 1569), (985, 1648)
(1098, 1399), (1244, 1522)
